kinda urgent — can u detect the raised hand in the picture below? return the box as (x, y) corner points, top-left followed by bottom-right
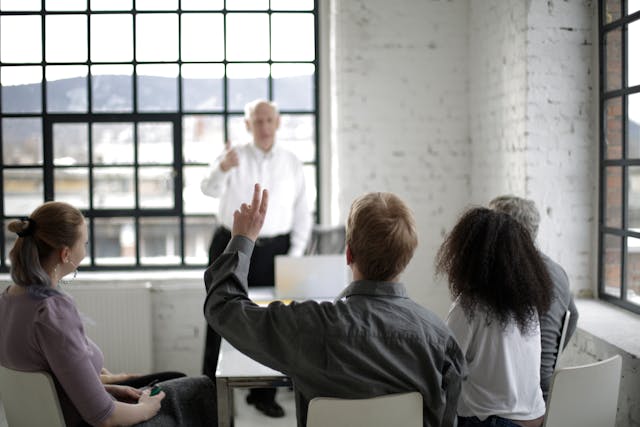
(219, 140), (239, 172)
(231, 183), (269, 242)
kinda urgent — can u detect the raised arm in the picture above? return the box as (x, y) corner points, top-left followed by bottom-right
(200, 141), (238, 198)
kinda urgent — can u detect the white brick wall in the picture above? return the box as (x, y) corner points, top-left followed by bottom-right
(330, 0), (595, 314)
(331, 0), (471, 317)
(468, 0), (596, 296)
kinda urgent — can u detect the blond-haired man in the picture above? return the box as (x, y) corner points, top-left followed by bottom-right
(203, 184), (466, 427)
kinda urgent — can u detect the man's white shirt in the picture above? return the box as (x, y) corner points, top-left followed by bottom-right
(201, 142), (312, 256)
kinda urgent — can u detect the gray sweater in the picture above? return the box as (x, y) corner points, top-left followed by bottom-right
(540, 254), (579, 400)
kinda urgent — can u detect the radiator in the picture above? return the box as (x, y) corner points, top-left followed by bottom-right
(66, 283), (153, 374)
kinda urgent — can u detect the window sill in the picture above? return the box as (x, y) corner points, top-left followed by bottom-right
(574, 298), (640, 358)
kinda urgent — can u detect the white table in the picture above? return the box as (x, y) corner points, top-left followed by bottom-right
(215, 339), (292, 427)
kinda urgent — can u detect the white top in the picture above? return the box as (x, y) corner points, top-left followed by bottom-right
(200, 142), (312, 256)
(446, 299), (546, 421)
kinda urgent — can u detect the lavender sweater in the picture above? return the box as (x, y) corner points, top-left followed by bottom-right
(0, 287), (114, 427)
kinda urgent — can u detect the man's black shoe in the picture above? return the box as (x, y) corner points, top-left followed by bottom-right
(246, 395), (285, 418)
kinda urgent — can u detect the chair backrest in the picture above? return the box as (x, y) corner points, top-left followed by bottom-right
(0, 365), (67, 427)
(543, 355), (622, 427)
(306, 392), (422, 427)
(553, 309), (572, 371)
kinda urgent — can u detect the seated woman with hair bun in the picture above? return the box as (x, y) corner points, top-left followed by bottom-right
(436, 208), (553, 427)
(0, 201), (216, 427)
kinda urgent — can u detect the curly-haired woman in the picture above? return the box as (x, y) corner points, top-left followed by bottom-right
(436, 207), (552, 427)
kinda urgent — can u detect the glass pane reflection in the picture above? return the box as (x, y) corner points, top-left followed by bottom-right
(53, 123), (88, 165)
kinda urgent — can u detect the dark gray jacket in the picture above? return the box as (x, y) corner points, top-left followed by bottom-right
(203, 236), (466, 427)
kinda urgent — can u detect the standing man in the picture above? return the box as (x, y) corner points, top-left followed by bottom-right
(489, 195), (579, 401)
(200, 99), (312, 418)
(204, 185), (466, 427)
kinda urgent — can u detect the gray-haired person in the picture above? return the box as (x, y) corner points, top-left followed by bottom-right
(489, 195), (579, 401)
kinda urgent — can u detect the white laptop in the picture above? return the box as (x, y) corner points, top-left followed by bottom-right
(275, 254), (351, 300)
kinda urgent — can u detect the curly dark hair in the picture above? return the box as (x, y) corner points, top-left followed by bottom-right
(436, 207), (552, 334)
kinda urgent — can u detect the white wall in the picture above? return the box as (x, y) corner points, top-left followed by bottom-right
(330, 0), (596, 316)
(331, 0), (471, 317)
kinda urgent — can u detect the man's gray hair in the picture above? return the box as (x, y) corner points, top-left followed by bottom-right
(489, 195), (540, 240)
(244, 99), (279, 120)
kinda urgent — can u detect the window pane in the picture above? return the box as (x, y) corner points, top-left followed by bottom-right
(184, 216), (213, 264)
(138, 122), (173, 164)
(136, 0), (177, 10)
(93, 123), (134, 164)
(139, 167), (174, 208)
(271, 0), (313, 10)
(181, 14), (224, 61)
(1, 66), (42, 113)
(227, 114), (248, 143)
(45, 15), (87, 62)
(272, 63), (314, 111)
(53, 123), (88, 165)
(629, 20), (640, 87)
(629, 93), (640, 158)
(605, 29), (622, 92)
(226, 14), (269, 61)
(181, 0), (222, 10)
(604, 234), (622, 296)
(227, 64), (269, 111)
(1, 0), (41, 11)
(604, 0), (622, 23)
(183, 166), (217, 214)
(4, 220), (18, 264)
(183, 115), (223, 163)
(2, 118), (42, 165)
(181, 64), (224, 111)
(90, 0), (132, 10)
(139, 217), (180, 265)
(45, 0), (86, 10)
(278, 114), (315, 163)
(629, 166), (640, 228)
(91, 65), (133, 112)
(93, 167), (135, 208)
(91, 14), (133, 62)
(627, 236), (640, 304)
(303, 164), (316, 213)
(94, 217), (136, 265)
(46, 65), (88, 113)
(136, 14), (178, 61)
(226, 0), (267, 10)
(3, 169), (43, 216)
(271, 13), (315, 61)
(46, 15), (88, 62)
(137, 64), (178, 112)
(54, 167), (89, 209)
(606, 167), (623, 228)
(605, 97), (623, 159)
(629, 0), (640, 14)
(0, 16), (42, 63)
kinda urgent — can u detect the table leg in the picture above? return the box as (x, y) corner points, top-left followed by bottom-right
(216, 378), (233, 427)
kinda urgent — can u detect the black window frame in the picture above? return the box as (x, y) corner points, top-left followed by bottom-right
(599, 0), (640, 313)
(0, 0), (320, 271)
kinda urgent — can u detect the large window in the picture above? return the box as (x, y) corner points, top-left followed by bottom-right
(600, 0), (640, 312)
(0, 0), (318, 270)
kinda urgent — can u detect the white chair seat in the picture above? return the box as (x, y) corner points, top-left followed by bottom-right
(0, 365), (66, 427)
(543, 355), (622, 427)
(306, 391), (422, 427)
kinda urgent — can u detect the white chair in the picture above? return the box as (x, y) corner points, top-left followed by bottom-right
(306, 392), (422, 427)
(552, 310), (572, 371)
(543, 355), (622, 427)
(0, 365), (66, 427)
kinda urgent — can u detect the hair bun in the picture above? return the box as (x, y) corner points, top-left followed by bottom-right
(16, 217), (37, 238)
